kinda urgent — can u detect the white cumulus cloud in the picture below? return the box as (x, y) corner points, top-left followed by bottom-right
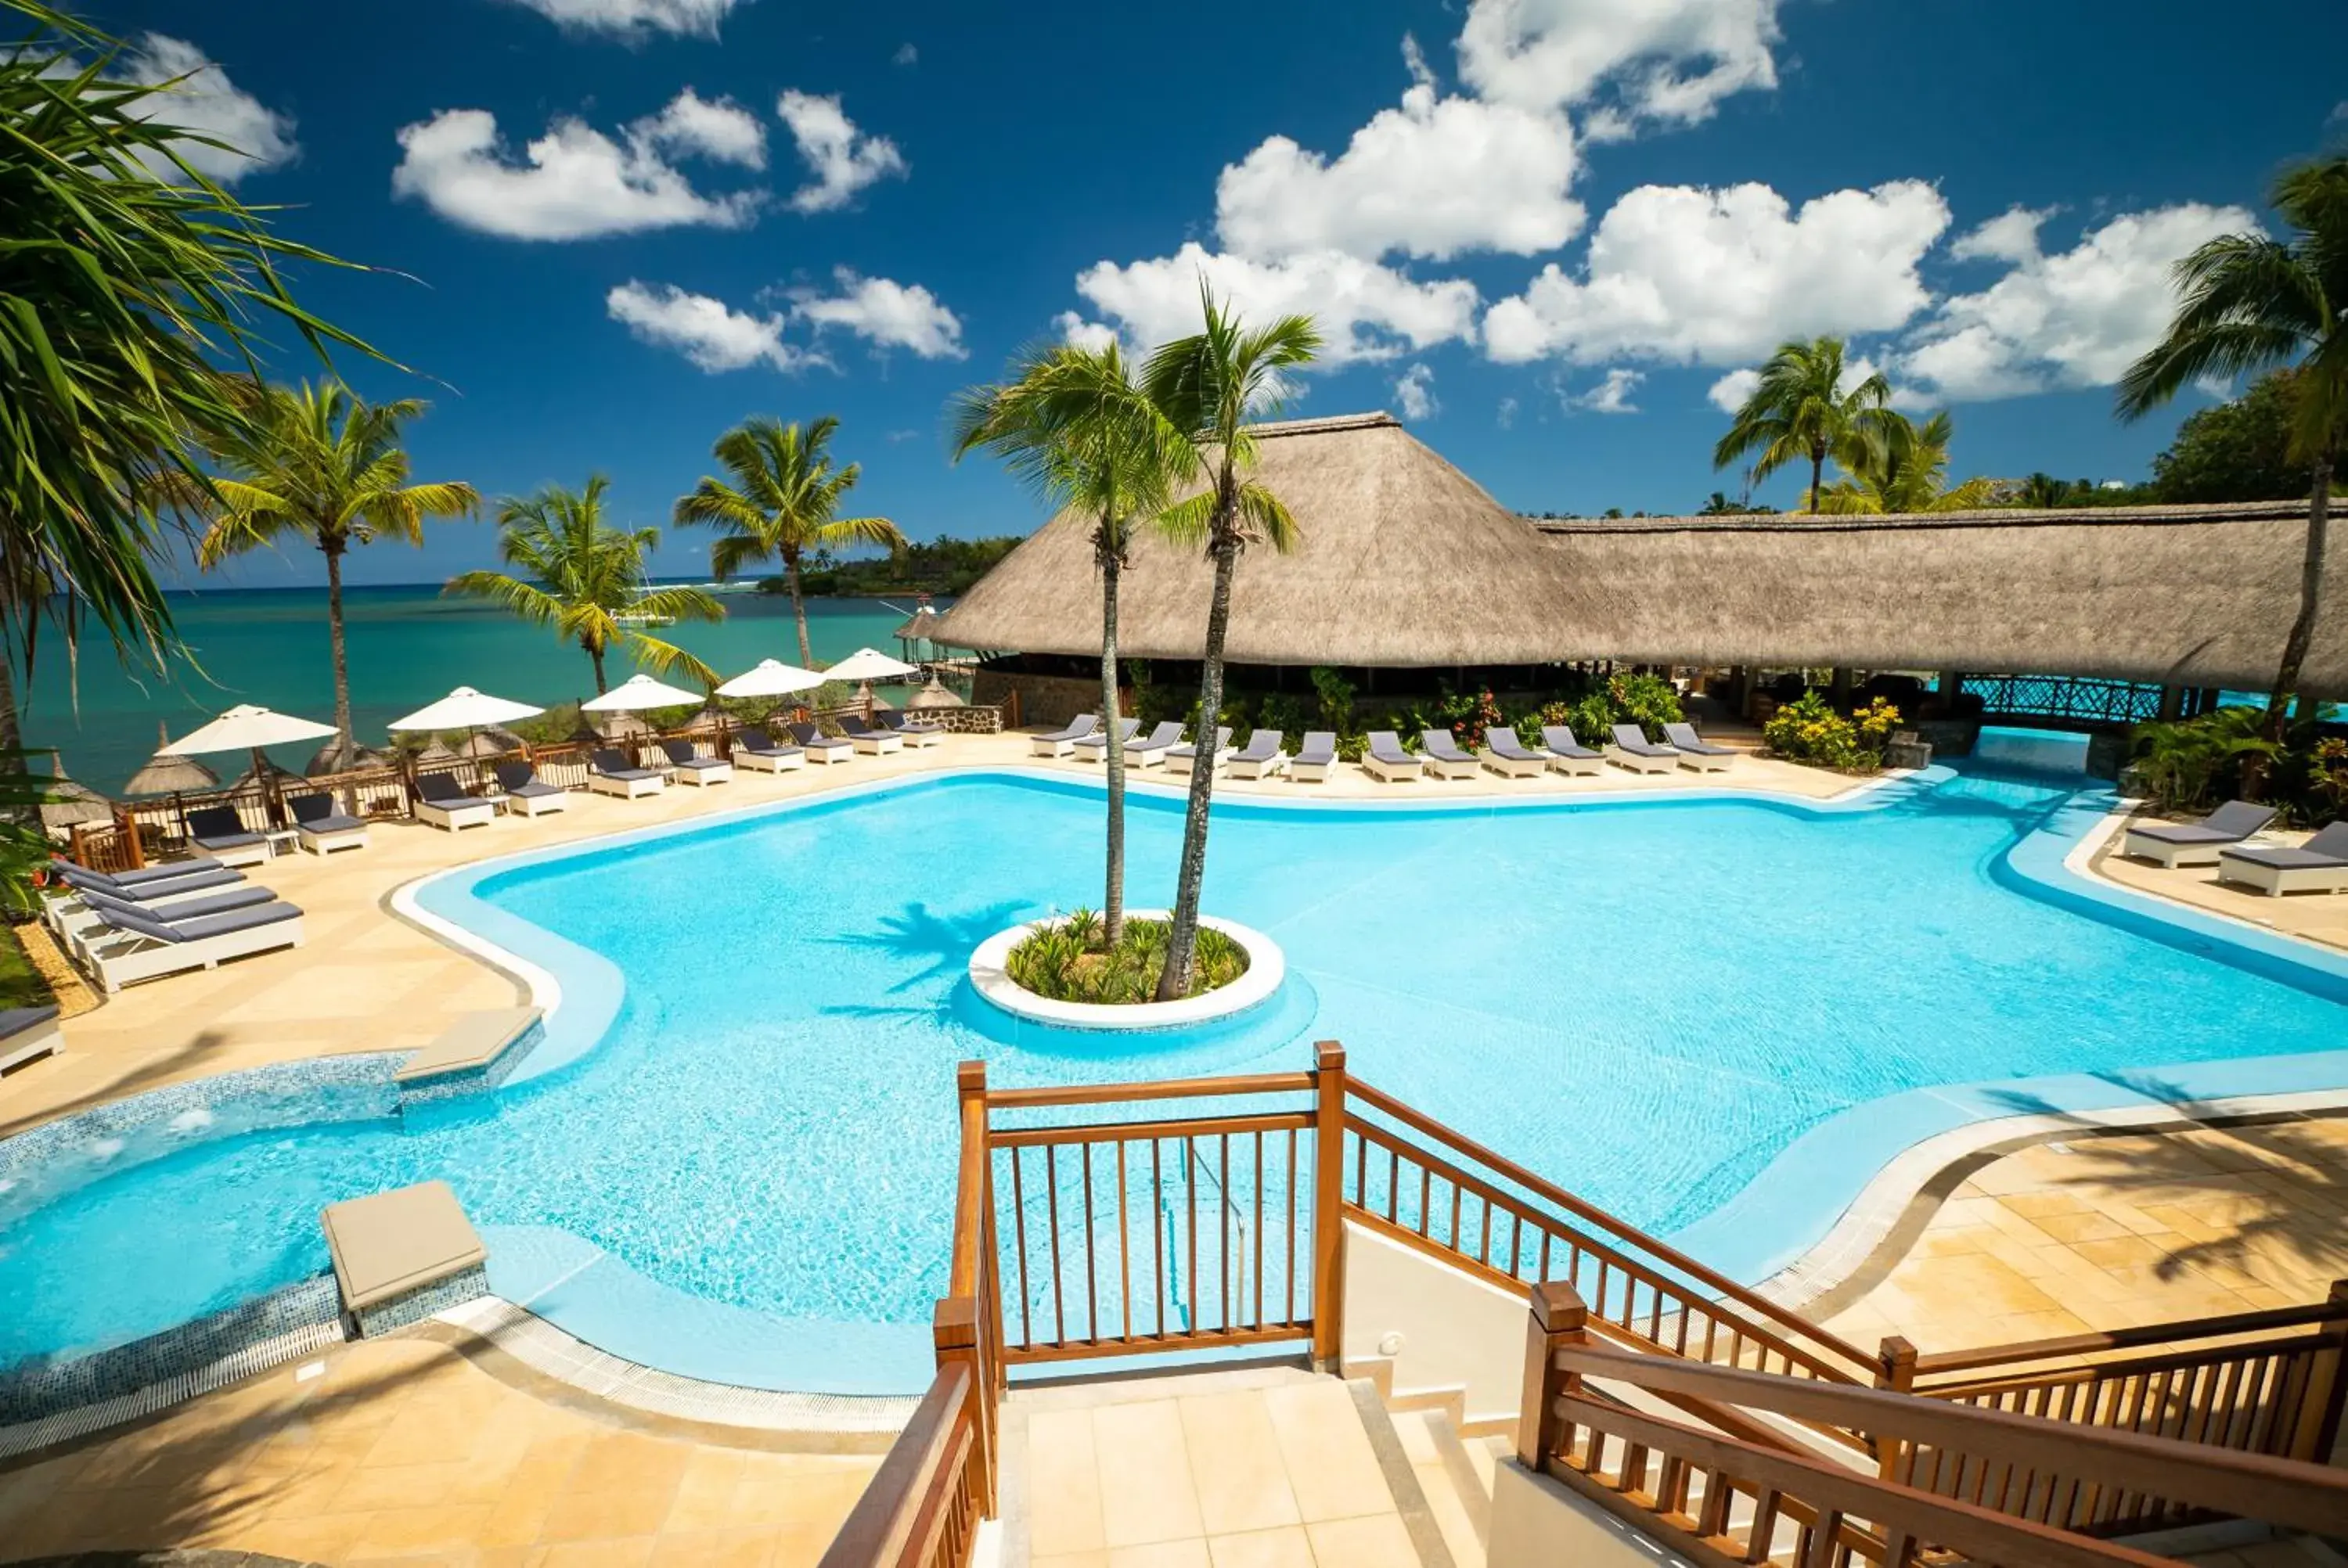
(1456, 0), (1783, 136)
(1391, 363), (1440, 419)
(1073, 243), (1480, 366)
(606, 281), (811, 372)
(1215, 40), (1582, 262)
(391, 91), (763, 240)
(1482, 179), (1951, 366)
(1705, 367), (1761, 414)
(1052, 311), (1125, 355)
(792, 270), (964, 358)
(1900, 203), (2260, 401)
(1568, 367), (1644, 413)
(122, 34), (296, 185)
(637, 88), (765, 169)
(498, 0), (744, 38)
(777, 90), (906, 213)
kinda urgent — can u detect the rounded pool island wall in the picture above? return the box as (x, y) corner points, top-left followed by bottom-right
(967, 911), (1287, 1034)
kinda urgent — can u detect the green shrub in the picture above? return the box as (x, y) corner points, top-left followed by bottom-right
(1764, 690), (1900, 771)
(1004, 910), (1250, 1004)
(1605, 673), (1684, 739)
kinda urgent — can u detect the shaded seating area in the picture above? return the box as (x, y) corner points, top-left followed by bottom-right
(492, 761), (571, 815)
(1608, 723), (1682, 774)
(789, 721), (855, 764)
(587, 746), (667, 797)
(2123, 800), (2276, 867)
(416, 771), (502, 831)
(2217, 820), (2348, 897)
(731, 727), (806, 772)
(290, 792), (369, 854)
(659, 738), (734, 786)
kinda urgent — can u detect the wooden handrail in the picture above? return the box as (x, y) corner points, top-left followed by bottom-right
(816, 1364), (974, 1568)
(1553, 1342), (2348, 1537)
(983, 1070), (1317, 1109)
(1911, 1289), (2348, 1378)
(1347, 1077), (1875, 1376)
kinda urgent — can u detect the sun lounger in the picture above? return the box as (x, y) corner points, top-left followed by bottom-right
(290, 793), (372, 854)
(1032, 714), (1099, 758)
(2216, 820), (2348, 897)
(588, 746), (668, 797)
(44, 861), (246, 935)
(2122, 800), (2277, 868)
(414, 771), (501, 831)
(877, 710), (945, 748)
(1123, 721), (1187, 768)
(492, 761), (571, 815)
(1418, 729), (1480, 781)
(82, 898), (305, 993)
(1071, 717), (1141, 762)
(1291, 731), (1338, 783)
(1608, 724), (1681, 775)
(183, 804), (269, 867)
(1363, 731), (1423, 783)
(0, 1004), (60, 1074)
(1169, 726), (1233, 775)
(658, 739), (734, 786)
(1229, 729), (1287, 779)
(1662, 721), (1736, 772)
(787, 722), (855, 764)
(730, 727), (806, 773)
(52, 854), (225, 887)
(1539, 727), (1606, 778)
(64, 883), (278, 962)
(1481, 727), (1550, 779)
(837, 717), (904, 756)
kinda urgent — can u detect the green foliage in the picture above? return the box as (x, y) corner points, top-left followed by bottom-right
(2149, 370), (2313, 503)
(1712, 336), (1895, 511)
(1308, 666), (1356, 731)
(1003, 912), (1249, 1005)
(0, 748), (64, 918)
(1763, 691), (1901, 771)
(790, 535), (1023, 596)
(1816, 409), (1999, 513)
(1440, 687), (1507, 747)
(1604, 674), (1684, 739)
(1559, 694), (1615, 747)
(2127, 707), (2285, 815)
(0, 919), (52, 1009)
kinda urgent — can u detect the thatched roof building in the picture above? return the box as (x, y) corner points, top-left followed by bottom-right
(933, 412), (2346, 695)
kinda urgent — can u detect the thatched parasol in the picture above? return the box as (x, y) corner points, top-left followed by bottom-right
(307, 741), (392, 775)
(905, 677), (966, 710)
(409, 739), (459, 765)
(34, 759), (113, 833)
(451, 727), (524, 760)
(123, 721), (220, 796)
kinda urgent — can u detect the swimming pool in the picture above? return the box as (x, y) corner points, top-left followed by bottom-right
(5, 738), (2346, 1396)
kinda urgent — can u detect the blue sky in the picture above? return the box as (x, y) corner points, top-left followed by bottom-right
(97, 0), (2348, 587)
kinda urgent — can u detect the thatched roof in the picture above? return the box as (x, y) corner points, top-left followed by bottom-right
(123, 722), (219, 796)
(934, 413), (1578, 667)
(1532, 503), (2347, 692)
(934, 412), (2346, 694)
(35, 761), (112, 831)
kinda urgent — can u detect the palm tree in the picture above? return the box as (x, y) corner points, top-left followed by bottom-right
(447, 478), (724, 695)
(953, 343), (1194, 945)
(2120, 153), (2347, 742)
(1817, 411), (2000, 513)
(193, 383), (478, 768)
(0, 2), (376, 809)
(1141, 287), (1322, 1000)
(674, 416), (906, 667)
(1713, 337), (1896, 513)
(2018, 472), (2076, 509)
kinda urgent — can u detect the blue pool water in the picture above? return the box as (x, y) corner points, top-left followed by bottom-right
(5, 739), (2347, 1393)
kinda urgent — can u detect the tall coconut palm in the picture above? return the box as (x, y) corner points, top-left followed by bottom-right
(447, 478), (723, 695)
(193, 383), (477, 768)
(0, 2), (376, 811)
(1713, 337), (1896, 513)
(1817, 410), (2000, 513)
(2120, 153), (2347, 742)
(1142, 287), (1321, 1001)
(674, 416), (906, 667)
(953, 343), (1195, 945)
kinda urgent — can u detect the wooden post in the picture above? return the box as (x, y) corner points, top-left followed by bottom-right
(1875, 1336), (1919, 1480)
(1311, 1041), (1347, 1372)
(2291, 1281), (2348, 1463)
(933, 1295), (996, 1517)
(1518, 1280), (1587, 1469)
(2156, 685), (2184, 721)
(116, 804), (144, 869)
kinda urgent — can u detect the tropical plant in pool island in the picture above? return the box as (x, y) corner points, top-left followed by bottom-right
(674, 415), (905, 668)
(953, 342), (1194, 947)
(0, 0), (376, 779)
(445, 477), (725, 695)
(1144, 286), (1321, 1001)
(1004, 908), (1248, 1006)
(2119, 152), (2348, 743)
(191, 383), (479, 768)
(1763, 692), (1901, 771)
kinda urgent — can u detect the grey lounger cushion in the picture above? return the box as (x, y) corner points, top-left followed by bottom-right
(1233, 730), (1283, 763)
(1073, 718), (1143, 749)
(1367, 732), (1414, 764)
(1421, 728), (1473, 761)
(416, 772), (474, 804)
(98, 898), (302, 944)
(1663, 722), (1734, 756)
(1171, 726), (1233, 761)
(492, 762), (566, 797)
(56, 864), (243, 900)
(54, 856), (225, 887)
(83, 884), (274, 923)
(2131, 800), (2277, 845)
(660, 740), (729, 769)
(590, 747), (663, 781)
(185, 806), (264, 850)
(1, 1005), (59, 1042)
(291, 796), (367, 834)
(1296, 732), (1337, 765)
(1039, 714), (1100, 743)
(2220, 821), (2348, 870)
(1540, 726), (1601, 759)
(788, 723), (852, 752)
(735, 728), (800, 757)
(1612, 724), (1677, 757)
(1486, 728), (1547, 761)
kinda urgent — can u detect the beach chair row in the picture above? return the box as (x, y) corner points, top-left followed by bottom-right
(1028, 715), (1740, 782)
(42, 858), (305, 993)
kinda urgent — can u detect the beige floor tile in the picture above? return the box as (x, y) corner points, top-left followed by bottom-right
(1261, 1383), (1392, 1523)
(1092, 1400), (1205, 1549)
(344, 1501), (499, 1557)
(1206, 1524), (1317, 1568)
(1178, 1390), (1303, 1535)
(1304, 1513), (1419, 1567)
(538, 1486), (685, 1544)
(646, 1525), (780, 1567)
(1107, 1542), (1213, 1568)
(1028, 1407), (1108, 1557)
(1034, 1555), (1113, 1568)
(531, 1537), (660, 1568)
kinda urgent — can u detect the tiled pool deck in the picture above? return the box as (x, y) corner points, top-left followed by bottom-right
(7, 732), (2347, 1561)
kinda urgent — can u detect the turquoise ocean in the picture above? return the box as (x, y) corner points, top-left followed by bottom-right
(18, 584), (943, 795)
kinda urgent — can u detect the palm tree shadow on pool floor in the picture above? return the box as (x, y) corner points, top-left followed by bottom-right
(815, 897), (1037, 1023)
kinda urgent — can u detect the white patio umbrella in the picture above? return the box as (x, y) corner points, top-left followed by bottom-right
(388, 685), (545, 734)
(580, 673), (707, 713)
(168, 704), (340, 789)
(715, 658), (826, 700)
(825, 647), (919, 682)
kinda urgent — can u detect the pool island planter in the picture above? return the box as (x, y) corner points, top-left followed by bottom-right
(967, 909), (1285, 1032)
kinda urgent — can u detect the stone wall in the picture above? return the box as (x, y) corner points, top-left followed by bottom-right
(921, 704), (1004, 735)
(972, 670), (1124, 728)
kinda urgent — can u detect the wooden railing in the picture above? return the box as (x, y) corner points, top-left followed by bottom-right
(1876, 1284), (2348, 1532)
(1519, 1283), (2348, 1568)
(1960, 674), (2166, 730)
